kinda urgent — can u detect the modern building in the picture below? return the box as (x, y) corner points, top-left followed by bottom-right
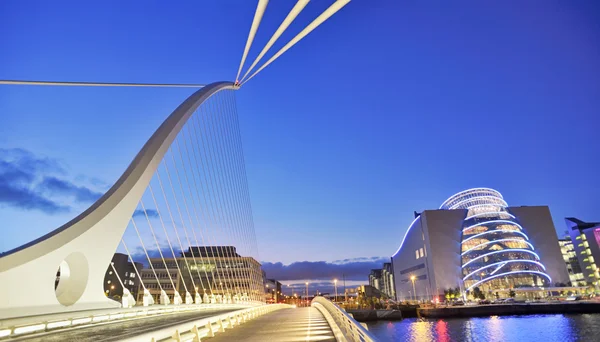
(368, 269), (382, 291)
(368, 263), (395, 299)
(265, 278), (282, 303)
(391, 188), (570, 302)
(559, 236), (586, 286)
(382, 262), (395, 299)
(137, 246), (263, 303)
(565, 218), (600, 289)
(103, 253), (143, 300)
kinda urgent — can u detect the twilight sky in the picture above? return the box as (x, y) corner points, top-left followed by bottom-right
(1, 1), (599, 285)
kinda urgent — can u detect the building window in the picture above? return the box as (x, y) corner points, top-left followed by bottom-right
(131, 273), (135, 278)
(415, 250), (419, 259)
(419, 248), (424, 258)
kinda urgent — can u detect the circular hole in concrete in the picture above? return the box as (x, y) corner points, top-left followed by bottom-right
(55, 252), (89, 306)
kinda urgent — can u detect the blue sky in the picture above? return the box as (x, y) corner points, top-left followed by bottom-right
(1, 1), (599, 283)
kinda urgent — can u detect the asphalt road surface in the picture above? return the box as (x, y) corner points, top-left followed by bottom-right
(12, 308), (237, 342)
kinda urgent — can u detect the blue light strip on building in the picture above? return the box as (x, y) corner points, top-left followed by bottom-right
(447, 196), (508, 210)
(462, 249), (541, 268)
(461, 238), (535, 256)
(463, 259), (547, 281)
(466, 270), (552, 291)
(465, 211), (516, 221)
(439, 187), (504, 209)
(462, 219), (524, 233)
(462, 229), (530, 244)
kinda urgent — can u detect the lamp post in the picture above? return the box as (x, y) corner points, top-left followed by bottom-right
(410, 275), (416, 302)
(305, 282), (309, 307)
(334, 279), (338, 303)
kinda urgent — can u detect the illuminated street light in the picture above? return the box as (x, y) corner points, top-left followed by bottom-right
(334, 279), (338, 303)
(410, 275), (417, 302)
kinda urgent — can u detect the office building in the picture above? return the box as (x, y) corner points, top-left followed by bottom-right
(391, 188), (570, 301)
(103, 253), (143, 300)
(137, 246), (263, 303)
(369, 263), (395, 299)
(559, 236), (586, 286)
(565, 218), (600, 289)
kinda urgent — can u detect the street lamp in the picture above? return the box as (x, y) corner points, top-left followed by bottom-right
(305, 282), (309, 307)
(109, 285), (115, 297)
(334, 279), (338, 303)
(410, 275), (416, 302)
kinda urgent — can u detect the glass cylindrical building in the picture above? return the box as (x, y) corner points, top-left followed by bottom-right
(440, 188), (551, 292)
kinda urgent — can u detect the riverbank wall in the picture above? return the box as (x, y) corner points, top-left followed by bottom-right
(346, 309), (403, 321)
(419, 302), (600, 318)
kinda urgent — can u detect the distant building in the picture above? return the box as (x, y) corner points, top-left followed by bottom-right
(382, 262), (395, 299)
(137, 246), (263, 303)
(369, 269), (382, 291)
(559, 236), (586, 286)
(103, 253), (142, 300)
(565, 218), (600, 289)
(391, 188), (570, 302)
(369, 264), (395, 299)
(265, 278), (282, 303)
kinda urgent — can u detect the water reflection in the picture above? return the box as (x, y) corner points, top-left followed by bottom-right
(367, 314), (594, 342)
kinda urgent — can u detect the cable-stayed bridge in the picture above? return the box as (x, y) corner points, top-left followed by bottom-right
(0, 1), (377, 340)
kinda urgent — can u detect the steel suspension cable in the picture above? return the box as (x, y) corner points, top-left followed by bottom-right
(0, 79), (205, 88)
(130, 218), (164, 292)
(229, 91), (262, 267)
(200, 93), (250, 299)
(235, 0), (270, 83)
(121, 239), (147, 292)
(180, 126), (228, 296)
(171, 141), (214, 295)
(213, 90), (259, 300)
(242, 0), (351, 86)
(157, 159), (201, 293)
(240, 0), (310, 82)
(147, 182), (190, 296)
(139, 200), (178, 293)
(225, 91), (263, 301)
(188, 108), (234, 297)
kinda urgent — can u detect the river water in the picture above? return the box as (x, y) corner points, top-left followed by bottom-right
(366, 314), (600, 341)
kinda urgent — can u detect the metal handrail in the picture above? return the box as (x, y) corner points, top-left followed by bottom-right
(0, 302), (264, 339)
(121, 303), (291, 341)
(311, 297), (378, 342)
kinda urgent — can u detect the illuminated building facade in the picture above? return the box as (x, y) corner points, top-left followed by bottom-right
(565, 218), (600, 288)
(391, 188), (570, 301)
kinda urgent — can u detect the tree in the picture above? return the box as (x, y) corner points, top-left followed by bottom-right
(472, 287), (485, 300)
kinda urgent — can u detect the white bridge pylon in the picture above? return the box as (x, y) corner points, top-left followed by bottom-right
(0, 81), (254, 320)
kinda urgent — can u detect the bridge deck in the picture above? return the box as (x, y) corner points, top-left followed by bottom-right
(10, 308), (237, 342)
(208, 307), (336, 342)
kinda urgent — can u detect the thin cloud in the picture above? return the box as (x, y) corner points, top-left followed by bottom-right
(0, 147), (104, 214)
(261, 257), (390, 282)
(38, 176), (103, 203)
(133, 209), (159, 219)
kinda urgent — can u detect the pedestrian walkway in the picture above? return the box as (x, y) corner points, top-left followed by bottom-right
(207, 306), (336, 342)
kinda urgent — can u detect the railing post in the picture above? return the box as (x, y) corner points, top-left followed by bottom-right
(190, 324), (201, 342)
(171, 329), (182, 342)
(205, 321), (214, 337)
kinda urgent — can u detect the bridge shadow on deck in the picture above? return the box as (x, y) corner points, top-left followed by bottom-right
(207, 307), (336, 342)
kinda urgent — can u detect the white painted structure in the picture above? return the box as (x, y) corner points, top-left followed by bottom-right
(0, 82), (236, 320)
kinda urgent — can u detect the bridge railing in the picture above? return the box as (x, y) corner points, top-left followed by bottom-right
(0, 302), (264, 340)
(120, 303), (290, 342)
(311, 297), (378, 342)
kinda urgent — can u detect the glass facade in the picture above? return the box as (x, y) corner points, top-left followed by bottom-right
(440, 188), (551, 292)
